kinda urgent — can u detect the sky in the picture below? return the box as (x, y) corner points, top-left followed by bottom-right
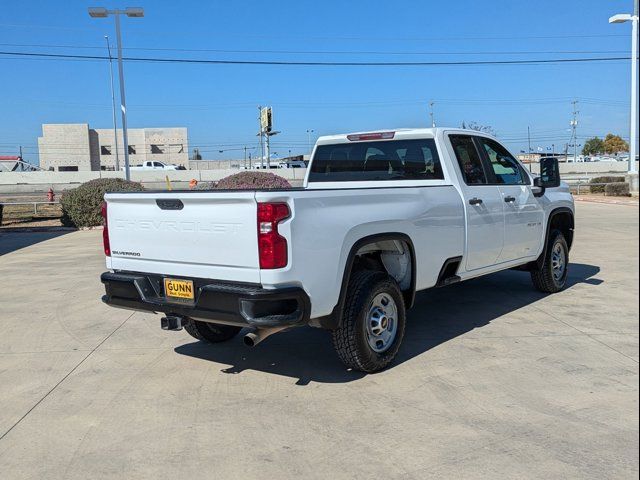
(0, 0), (636, 164)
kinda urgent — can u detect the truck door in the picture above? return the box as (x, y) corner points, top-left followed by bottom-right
(475, 137), (544, 262)
(448, 134), (505, 271)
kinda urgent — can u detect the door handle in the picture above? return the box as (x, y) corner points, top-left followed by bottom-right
(469, 197), (483, 206)
(504, 196), (516, 203)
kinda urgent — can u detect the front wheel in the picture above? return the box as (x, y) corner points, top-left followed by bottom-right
(332, 270), (406, 373)
(531, 229), (569, 293)
(184, 319), (242, 343)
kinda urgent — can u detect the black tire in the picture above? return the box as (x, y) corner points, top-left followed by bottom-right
(531, 229), (569, 293)
(332, 270), (406, 373)
(184, 319), (242, 343)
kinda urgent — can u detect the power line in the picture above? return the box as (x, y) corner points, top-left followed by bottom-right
(0, 96), (628, 111)
(0, 25), (628, 41)
(0, 50), (632, 66)
(0, 42), (630, 56)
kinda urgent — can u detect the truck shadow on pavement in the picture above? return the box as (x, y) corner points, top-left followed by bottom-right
(0, 229), (73, 256)
(175, 263), (601, 385)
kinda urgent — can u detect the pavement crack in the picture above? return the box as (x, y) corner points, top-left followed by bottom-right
(531, 304), (639, 364)
(0, 312), (134, 442)
(581, 334), (639, 364)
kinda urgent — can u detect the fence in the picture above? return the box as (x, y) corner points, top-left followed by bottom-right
(563, 177), (631, 195)
(0, 201), (62, 226)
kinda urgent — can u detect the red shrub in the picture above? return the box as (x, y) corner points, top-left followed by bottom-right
(215, 171), (292, 190)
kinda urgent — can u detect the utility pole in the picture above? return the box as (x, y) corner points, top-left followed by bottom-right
(524, 127), (532, 171)
(19, 145), (23, 159)
(570, 100), (579, 162)
(258, 106), (265, 168)
(105, 35), (120, 172)
(266, 131), (271, 169)
(429, 101), (436, 128)
(632, 0), (639, 174)
(258, 106), (278, 169)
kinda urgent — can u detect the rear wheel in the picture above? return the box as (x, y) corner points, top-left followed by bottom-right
(531, 229), (569, 293)
(184, 319), (241, 343)
(332, 270), (406, 373)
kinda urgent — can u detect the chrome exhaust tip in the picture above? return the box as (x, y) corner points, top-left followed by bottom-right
(243, 326), (288, 347)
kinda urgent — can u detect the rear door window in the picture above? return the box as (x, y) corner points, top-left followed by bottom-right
(449, 135), (488, 185)
(308, 138), (443, 182)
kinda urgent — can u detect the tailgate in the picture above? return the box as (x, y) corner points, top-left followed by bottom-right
(105, 191), (260, 283)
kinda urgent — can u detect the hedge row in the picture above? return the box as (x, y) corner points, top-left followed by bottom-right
(604, 182), (631, 197)
(197, 171), (292, 190)
(60, 172), (291, 228)
(589, 176), (625, 194)
(60, 178), (144, 228)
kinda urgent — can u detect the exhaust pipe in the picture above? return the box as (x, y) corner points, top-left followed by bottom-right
(161, 315), (184, 331)
(243, 326), (288, 347)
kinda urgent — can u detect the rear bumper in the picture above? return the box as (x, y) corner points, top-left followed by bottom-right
(101, 271), (311, 328)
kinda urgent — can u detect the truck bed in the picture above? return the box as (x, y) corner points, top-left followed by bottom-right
(105, 185), (465, 319)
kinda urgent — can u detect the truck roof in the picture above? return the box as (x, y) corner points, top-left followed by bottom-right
(316, 127), (494, 145)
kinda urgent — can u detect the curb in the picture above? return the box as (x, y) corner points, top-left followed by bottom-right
(0, 226), (78, 233)
(575, 197), (639, 206)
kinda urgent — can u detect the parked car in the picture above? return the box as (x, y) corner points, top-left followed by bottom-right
(277, 160), (307, 168)
(101, 128), (574, 372)
(251, 163), (279, 169)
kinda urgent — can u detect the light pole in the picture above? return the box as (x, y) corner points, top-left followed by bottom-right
(88, 7), (144, 181)
(104, 35), (119, 172)
(429, 101), (436, 127)
(610, 1), (639, 175)
(306, 129), (314, 154)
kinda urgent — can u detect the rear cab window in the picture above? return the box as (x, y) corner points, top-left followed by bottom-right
(308, 137), (444, 183)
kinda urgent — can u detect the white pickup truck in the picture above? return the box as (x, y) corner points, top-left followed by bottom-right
(127, 160), (184, 171)
(101, 128), (574, 372)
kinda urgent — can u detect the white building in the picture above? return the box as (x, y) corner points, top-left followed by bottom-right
(38, 124), (189, 171)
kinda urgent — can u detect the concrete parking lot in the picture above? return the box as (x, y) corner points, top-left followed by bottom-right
(0, 202), (637, 479)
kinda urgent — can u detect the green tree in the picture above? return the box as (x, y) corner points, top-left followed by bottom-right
(582, 137), (604, 156)
(602, 133), (629, 154)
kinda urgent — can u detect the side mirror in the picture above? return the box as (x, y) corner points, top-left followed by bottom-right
(535, 157), (561, 189)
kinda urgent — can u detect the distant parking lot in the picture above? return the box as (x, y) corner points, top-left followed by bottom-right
(0, 201), (637, 479)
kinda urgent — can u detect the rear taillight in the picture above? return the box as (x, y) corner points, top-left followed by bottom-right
(101, 201), (111, 256)
(257, 202), (290, 269)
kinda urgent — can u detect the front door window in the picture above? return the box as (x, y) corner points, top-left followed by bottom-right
(477, 138), (527, 185)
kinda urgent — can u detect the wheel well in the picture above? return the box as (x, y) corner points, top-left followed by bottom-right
(313, 233), (416, 330)
(522, 208), (575, 272)
(353, 239), (413, 293)
(549, 210), (574, 250)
